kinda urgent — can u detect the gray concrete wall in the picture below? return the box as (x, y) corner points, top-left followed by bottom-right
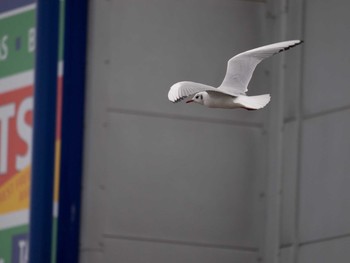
(80, 0), (268, 262)
(80, 0), (350, 262)
(280, 0), (350, 262)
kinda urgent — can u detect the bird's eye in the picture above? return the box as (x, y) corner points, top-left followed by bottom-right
(195, 96), (199, 99)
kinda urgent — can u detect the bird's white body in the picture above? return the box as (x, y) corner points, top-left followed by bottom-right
(202, 92), (242, 109)
(191, 91), (270, 110)
(168, 40), (302, 110)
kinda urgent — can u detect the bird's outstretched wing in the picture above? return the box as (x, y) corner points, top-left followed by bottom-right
(218, 40), (303, 94)
(168, 81), (219, 103)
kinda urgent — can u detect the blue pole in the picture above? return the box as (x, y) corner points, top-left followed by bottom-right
(56, 0), (88, 262)
(28, 0), (59, 262)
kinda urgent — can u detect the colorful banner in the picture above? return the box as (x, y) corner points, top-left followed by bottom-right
(0, 2), (63, 262)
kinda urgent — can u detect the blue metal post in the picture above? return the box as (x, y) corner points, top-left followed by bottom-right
(56, 0), (88, 262)
(28, 0), (59, 262)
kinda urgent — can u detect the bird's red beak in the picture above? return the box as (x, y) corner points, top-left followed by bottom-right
(186, 99), (194, 104)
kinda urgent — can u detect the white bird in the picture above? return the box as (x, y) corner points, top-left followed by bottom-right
(168, 40), (303, 110)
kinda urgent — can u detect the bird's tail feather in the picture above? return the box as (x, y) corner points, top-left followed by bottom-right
(235, 94), (271, 110)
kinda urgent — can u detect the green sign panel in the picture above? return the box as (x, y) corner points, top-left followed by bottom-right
(0, 9), (36, 78)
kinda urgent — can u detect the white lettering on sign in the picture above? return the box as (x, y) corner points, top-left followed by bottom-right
(0, 104), (15, 174)
(0, 35), (9, 61)
(0, 97), (33, 176)
(16, 97), (33, 171)
(28, 28), (35, 53)
(18, 240), (29, 263)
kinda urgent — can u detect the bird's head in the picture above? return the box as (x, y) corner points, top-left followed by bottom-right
(186, 92), (205, 105)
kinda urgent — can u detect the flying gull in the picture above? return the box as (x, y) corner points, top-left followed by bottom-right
(168, 40), (303, 110)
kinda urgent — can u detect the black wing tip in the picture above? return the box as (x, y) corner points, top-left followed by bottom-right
(278, 40), (303, 53)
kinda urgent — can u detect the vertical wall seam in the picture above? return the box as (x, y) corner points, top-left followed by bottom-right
(292, 0), (306, 262)
(262, 0), (288, 262)
(79, 0), (114, 252)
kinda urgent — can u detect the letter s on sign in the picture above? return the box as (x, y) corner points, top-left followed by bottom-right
(0, 35), (9, 61)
